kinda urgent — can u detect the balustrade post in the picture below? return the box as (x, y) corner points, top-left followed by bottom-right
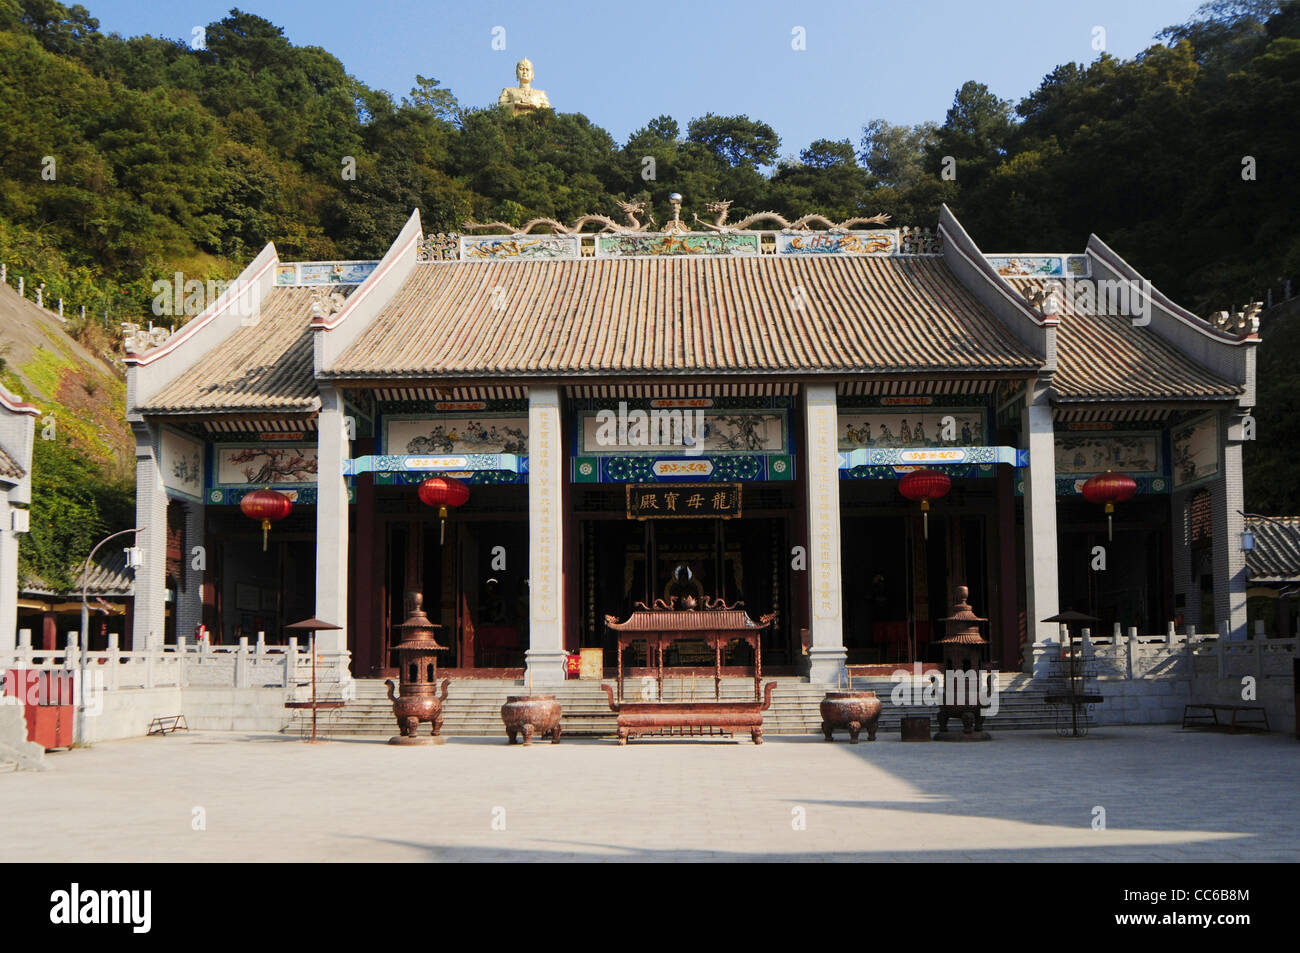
(1126, 626), (1137, 680)
(106, 634), (120, 691)
(1216, 630), (1226, 679)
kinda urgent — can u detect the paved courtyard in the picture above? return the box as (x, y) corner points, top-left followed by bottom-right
(3, 726), (1297, 861)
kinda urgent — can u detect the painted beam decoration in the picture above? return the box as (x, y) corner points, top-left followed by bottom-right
(160, 428), (203, 502)
(375, 409), (528, 484)
(836, 397), (1009, 478)
(571, 397), (793, 483)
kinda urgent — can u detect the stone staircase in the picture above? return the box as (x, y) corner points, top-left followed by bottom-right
(284, 671), (1058, 738)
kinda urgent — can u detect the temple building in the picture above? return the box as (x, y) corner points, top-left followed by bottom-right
(105, 202), (1260, 687)
(0, 384), (37, 650)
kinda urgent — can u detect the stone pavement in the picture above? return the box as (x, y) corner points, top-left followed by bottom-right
(2, 726), (1296, 861)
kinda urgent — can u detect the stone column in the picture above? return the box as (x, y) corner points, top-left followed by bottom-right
(314, 386), (350, 659)
(1213, 413), (1249, 640)
(803, 384), (847, 685)
(1022, 384), (1060, 676)
(0, 495), (17, 655)
(131, 422), (168, 651)
(524, 386), (567, 686)
(174, 500), (205, 640)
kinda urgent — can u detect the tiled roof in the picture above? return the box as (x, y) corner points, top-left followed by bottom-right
(0, 446), (23, 481)
(327, 256), (1043, 379)
(1246, 517), (1300, 583)
(22, 547), (134, 597)
(140, 287), (320, 413)
(1005, 277), (1241, 403)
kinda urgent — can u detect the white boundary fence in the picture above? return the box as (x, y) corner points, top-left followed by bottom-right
(1033, 623), (1297, 681)
(3, 630), (350, 694)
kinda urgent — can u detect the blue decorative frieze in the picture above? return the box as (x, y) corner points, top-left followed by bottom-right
(460, 235), (580, 260)
(776, 230), (898, 256)
(346, 453), (526, 476)
(986, 254), (1090, 278)
(208, 486), (318, 505)
(573, 454), (793, 483)
(274, 260), (379, 285)
(1017, 475), (1170, 497)
(838, 446), (1027, 470)
(844, 464), (996, 480)
(375, 470), (525, 486)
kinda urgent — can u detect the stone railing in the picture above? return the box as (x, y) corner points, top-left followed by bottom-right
(3, 630), (351, 693)
(1033, 623), (1297, 681)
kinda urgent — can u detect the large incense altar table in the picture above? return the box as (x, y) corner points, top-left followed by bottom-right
(602, 599), (777, 744)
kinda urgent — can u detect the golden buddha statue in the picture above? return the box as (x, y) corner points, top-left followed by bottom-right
(498, 57), (551, 114)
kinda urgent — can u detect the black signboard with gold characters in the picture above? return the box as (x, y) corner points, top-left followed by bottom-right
(626, 483), (742, 520)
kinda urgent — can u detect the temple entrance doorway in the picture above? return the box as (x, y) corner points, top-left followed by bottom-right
(578, 499), (792, 673)
(840, 479), (996, 667)
(373, 485), (530, 677)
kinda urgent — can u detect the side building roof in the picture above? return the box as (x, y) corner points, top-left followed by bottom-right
(138, 286), (320, 416)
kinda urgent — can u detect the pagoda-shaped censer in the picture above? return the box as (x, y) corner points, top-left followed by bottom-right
(934, 585), (992, 741)
(384, 591), (450, 745)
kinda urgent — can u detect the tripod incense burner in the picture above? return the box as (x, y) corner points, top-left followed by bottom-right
(384, 592), (450, 745)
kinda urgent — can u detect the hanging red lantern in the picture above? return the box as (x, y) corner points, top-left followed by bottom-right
(418, 476), (471, 544)
(899, 468), (951, 540)
(240, 488), (293, 551)
(1081, 470), (1137, 541)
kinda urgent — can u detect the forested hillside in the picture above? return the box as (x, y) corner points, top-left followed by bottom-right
(0, 0), (1296, 584)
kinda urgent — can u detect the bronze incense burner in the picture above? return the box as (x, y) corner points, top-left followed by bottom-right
(934, 585), (992, 741)
(820, 690), (883, 742)
(500, 695), (562, 744)
(384, 592), (450, 745)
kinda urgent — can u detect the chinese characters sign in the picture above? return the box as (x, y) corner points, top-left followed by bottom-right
(626, 483), (742, 520)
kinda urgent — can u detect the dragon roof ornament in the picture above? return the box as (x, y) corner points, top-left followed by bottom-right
(461, 198), (892, 236)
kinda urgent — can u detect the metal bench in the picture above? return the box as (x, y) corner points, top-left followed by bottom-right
(147, 715), (188, 736)
(1181, 704), (1269, 734)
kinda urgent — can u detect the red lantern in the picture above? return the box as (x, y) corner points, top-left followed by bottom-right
(899, 468), (952, 540)
(240, 488), (293, 551)
(418, 476), (471, 544)
(1081, 470), (1137, 541)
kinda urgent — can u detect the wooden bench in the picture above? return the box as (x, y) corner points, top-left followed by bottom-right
(1181, 704), (1269, 734)
(147, 715), (188, 736)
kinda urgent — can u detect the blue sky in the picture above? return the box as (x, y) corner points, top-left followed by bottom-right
(90, 0), (1207, 155)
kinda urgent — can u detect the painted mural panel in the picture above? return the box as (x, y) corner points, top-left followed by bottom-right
(1054, 433), (1160, 476)
(777, 230), (897, 256)
(1172, 415), (1219, 487)
(217, 446), (319, 485)
(160, 429), (203, 500)
(385, 415), (529, 455)
(597, 232), (760, 257)
(460, 235), (579, 260)
(836, 410), (984, 450)
(577, 409), (784, 455)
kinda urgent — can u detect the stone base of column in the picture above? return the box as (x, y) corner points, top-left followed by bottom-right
(523, 648), (569, 688)
(807, 646), (848, 686)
